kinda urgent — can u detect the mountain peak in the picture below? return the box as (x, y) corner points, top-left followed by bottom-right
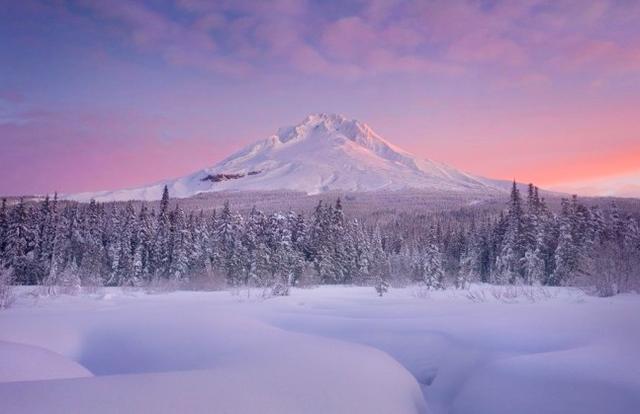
(302, 113), (350, 125)
(68, 114), (508, 201)
(277, 113), (375, 146)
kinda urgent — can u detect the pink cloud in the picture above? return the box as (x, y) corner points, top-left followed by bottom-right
(380, 26), (423, 50)
(78, 0), (254, 76)
(289, 45), (362, 79)
(321, 17), (378, 60)
(27, 0), (633, 81)
(562, 40), (640, 72)
(447, 35), (527, 65)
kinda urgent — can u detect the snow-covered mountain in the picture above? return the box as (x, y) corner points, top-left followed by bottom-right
(70, 114), (508, 202)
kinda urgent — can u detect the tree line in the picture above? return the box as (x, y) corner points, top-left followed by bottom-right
(0, 184), (638, 297)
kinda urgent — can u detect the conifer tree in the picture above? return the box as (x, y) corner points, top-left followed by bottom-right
(6, 199), (36, 283)
(78, 200), (104, 288)
(495, 182), (525, 284)
(458, 232), (481, 288)
(370, 226), (389, 296)
(0, 199), (8, 266)
(168, 206), (190, 281)
(551, 199), (579, 286)
(133, 205), (154, 282)
(154, 199), (171, 279)
(160, 185), (170, 215)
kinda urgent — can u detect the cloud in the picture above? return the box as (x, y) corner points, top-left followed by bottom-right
(321, 17), (377, 60)
(558, 40), (640, 73)
(7, 0), (640, 81)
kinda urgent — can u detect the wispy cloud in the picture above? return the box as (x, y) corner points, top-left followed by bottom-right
(23, 0), (635, 80)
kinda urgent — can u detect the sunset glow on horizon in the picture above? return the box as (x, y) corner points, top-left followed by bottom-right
(1, 0), (639, 197)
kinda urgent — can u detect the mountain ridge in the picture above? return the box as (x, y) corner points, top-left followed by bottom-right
(68, 114), (510, 202)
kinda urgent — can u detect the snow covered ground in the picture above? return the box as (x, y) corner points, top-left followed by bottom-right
(0, 285), (639, 414)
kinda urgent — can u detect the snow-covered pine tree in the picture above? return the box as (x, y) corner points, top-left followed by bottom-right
(551, 199), (579, 286)
(187, 211), (210, 278)
(227, 234), (247, 288)
(444, 228), (466, 286)
(370, 225), (389, 296)
(520, 184), (542, 284)
(523, 247), (545, 285)
(284, 212), (306, 287)
(587, 206), (606, 246)
(78, 200), (104, 288)
(160, 185), (170, 215)
(488, 212), (507, 278)
(340, 220), (360, 284)
(423, 233), (444, 290)
(215, 201), (245, 286)
(523, 184), (539, 252)
(606, 201), (624, 244)
(0, 266), (14, 308)
(168, 205), (190, 282)
(412, 228), (445, 290)
(206, 209), (219, 273)
(214, 202), (234, 267)
(33, 195), (53, 283)
(5, 199), (37, 284)
(244, 207), (266, 287)
(495, 182), (525, 284)
(45, 207), (81, 295)
(349, 219), (371, 285)
(104, 207), (123, 286)
(47, 206), (67, 286)
(153, 197), (172, 280)
(0, 199), (7, 266)
(327, 198), (347, 283)
(458, 231), (481, 289)
(309, 201), (337, 284)
(133, 204), (154, 282)
(534, 196), (557, 283)
(624, 217), (640, 252)
(114, 203), (137, 286)
(264, 213), (303, 296)
(289, 212), (307, 258)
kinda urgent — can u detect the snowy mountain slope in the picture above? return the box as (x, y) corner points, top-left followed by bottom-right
(69, 113), (508, 202)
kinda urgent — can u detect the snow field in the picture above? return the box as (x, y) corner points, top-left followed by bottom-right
(0, 288), (426, 414)
(0, 285), (638, 414)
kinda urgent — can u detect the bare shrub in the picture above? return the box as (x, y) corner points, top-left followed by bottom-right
(411, 284), (432, 299)
(465, 287), (488, 303)
(465, 283), (556, 303)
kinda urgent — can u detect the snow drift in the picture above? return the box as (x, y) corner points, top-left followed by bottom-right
(0, 341), (92, 383)
(0, 291), (427, 414)
(1, 286), (639, 414)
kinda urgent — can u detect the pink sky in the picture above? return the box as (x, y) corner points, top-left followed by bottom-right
(1, 0), (639, 197)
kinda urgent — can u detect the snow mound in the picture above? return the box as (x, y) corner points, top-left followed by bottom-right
(4, 286), (638, 413)
(0, 294), (427, 414)
(0, 341), (92, 383)
(68, 113), (506, 201)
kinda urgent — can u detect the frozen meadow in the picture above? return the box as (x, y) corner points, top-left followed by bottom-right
(0, 285), (639, 414)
